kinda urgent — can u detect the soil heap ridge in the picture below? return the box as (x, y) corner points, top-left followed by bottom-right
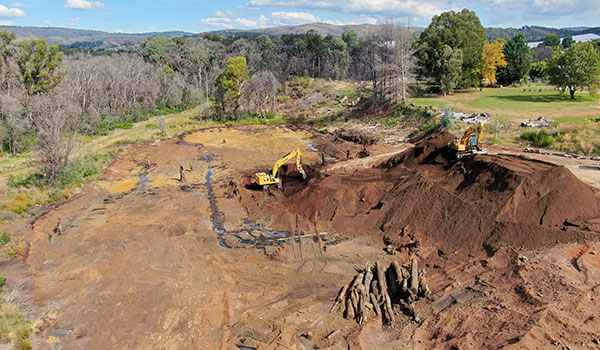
(242, 132), (600, 255)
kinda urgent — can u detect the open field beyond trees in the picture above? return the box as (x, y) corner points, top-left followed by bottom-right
(410, 84), (600, 122)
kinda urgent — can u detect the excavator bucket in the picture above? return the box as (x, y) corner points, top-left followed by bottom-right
(298, 165), (307, 180)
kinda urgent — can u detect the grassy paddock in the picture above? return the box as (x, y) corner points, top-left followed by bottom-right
(410, 84), (600, 122)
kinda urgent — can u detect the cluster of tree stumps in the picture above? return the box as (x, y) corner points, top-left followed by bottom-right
(330, 258), (431, 326)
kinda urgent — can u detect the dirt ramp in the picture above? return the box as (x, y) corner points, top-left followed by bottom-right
(378, 131), (456, 170)
(242, 132), (600, 255)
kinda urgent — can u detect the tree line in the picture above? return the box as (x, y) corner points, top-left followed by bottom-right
(1, 8), (599, 184)
(414, 9), (600, 98)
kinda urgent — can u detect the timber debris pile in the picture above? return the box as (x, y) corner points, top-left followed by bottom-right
(330, 258), (431, 325)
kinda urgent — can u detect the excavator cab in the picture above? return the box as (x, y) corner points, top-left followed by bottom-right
(451, 123), (487, 156)
(469, 133), (479, 149)
(255, 148), (306, 190)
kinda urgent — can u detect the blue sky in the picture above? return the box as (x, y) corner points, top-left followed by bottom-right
(0, 0), (598, 33)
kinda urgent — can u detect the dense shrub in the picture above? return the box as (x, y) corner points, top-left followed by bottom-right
(521, 130), (555, 147)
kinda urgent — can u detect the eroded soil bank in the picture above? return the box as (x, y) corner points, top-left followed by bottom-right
(13, 125), (600, 349)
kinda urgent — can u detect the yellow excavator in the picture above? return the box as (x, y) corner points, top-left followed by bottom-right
(255, 148), (307, 189)
(451, 122), (487, 155)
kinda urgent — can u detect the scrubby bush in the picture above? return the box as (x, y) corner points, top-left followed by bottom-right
(440, 107), (454, 128)
(0, 231), (10, 245)
(521, 130), (555, 147)
(57, 153), (110, 187)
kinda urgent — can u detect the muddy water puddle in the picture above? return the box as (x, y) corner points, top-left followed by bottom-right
(201, 152), (295, 249)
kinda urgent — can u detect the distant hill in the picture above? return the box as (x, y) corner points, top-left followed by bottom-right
(0, 25), (192, 49)
(1, 23), (598, 52)
(205, 22), (383, 37)
(486, 25), (600, 41)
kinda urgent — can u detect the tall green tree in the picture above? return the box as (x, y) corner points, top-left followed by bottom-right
(497, 33), (532, 85)
(543, 33), (560, 47)
(341, 30), (358, 51)
(141, 35), (177, 64)
(437, 45), (463, 95)
(548, 42), (600, 99)
(15, 38), (64, 96)
(416, 9), (485, 88)
(561, 35), (575, 49)
(304, 30), (324, 78)
(213, 56), (248, 119)
(530, 61), (548, 81)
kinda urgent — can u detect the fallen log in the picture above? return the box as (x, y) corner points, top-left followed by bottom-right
(351, 288), (359, 313)
(407, 302), (422, 324)
(363, 267), (374, 291)
(419, 270), (431, 298)
(330, 285), (348, 313)
(370, 280), (379, 298)
(370, 293), (381, 316)
(375, 261), (389, 297)
(389, 261), (403, 296)
(344, 297), (355, 320)
(357, 285), (367, 324)
(383, 294), (394, 324)
(401, 267), (410, 292)
(410, 258), (419, 294)
(376, 261), (394, 325)
(350, 272), (364, 291)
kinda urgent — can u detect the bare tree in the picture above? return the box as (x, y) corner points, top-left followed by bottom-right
(243, 70), (280, 116)
(32, 93), (79, 184)
(369, 20), (395, 105)
(0, 95), (26, 155)
(369, 19), (416, 106)
(394, 18), (416, 104)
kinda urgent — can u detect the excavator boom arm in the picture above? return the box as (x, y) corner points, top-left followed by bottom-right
(271, 148), (301, 178)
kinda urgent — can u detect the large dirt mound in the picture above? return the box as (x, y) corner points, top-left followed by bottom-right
(242, 132), (600, 255)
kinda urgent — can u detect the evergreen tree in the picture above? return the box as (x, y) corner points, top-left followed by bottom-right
(497, 33), (532, 85)
(15, 39), (64, 96)
(416, 9), (485, 88)
(213, 56), (249, 119)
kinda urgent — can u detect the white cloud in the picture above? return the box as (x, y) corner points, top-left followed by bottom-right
(244, 0), (443, 19)
(200, 11), (271, 29)
(532, 0), (577, 13)
(323, 19), (345, 25)
(0, 20), (14, 25)
(42, 19), (55, 26)
(64, 17), (81, 26)
(200, 16), (233, 28)
(346, 15), (379, 25)
(115, 29), (148, 34)
(479, 0), (598, 23)
(0, 4), (26, 17)
(63, 0), (105, 10)
(271, 11), (320, 24)
(11, 2), (31, 8)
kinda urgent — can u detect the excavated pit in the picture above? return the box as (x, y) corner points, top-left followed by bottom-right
(241, 132), (600, 255)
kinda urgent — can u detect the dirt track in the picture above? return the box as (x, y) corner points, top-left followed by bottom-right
(15, 125), (600, 349)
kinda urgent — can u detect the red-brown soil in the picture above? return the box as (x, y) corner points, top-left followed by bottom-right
(241, 132), (600, 255)
(4, 126), (600, 350)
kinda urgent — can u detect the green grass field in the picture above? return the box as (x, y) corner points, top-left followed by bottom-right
(410, 84), (600, 122)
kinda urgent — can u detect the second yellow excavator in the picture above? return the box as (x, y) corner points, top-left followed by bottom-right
(450, 122), (487, 155)
(255, 148), (307, 189)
